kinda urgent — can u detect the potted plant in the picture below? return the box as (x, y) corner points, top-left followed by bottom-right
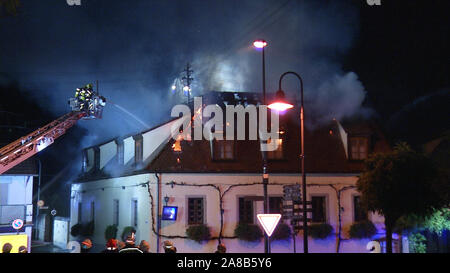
(234, 223), (263, 242)
(308, 223), (334, 239)
(186, 224), (211, 243)
(271, 222), (292, 241)
(349, 220), (377, 239)
(104, 225), (118, 241)
(70, 223), (83, 237)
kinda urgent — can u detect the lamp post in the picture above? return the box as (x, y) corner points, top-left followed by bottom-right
(253, 39), (270, 253)
(268, 71), (308, 253)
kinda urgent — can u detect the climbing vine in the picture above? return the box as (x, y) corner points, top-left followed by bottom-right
(145, 177), (357, 253)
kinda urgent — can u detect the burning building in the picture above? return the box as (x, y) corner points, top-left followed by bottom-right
(69, 91), (400, 253)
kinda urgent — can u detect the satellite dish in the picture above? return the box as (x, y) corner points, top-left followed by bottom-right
(37, 200), (44, 207)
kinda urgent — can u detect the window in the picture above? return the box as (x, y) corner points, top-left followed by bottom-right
(349, 137), (369, 160)
(267, 138), (284, 160)
(188, 198), (204, 225)
(131, 199), (138, 227)
(238, 197), (254, 224)
(90, 201), (95, 222)
(113, 199), (119, 226)
(133, 135), (143, 164)
(311, 196), (327, 223)
(213, 140), (235, 160)
(82, 150), (88, 172)
(93, 147), (100, 170)
(116, 138), (124, 165)
(354, 196), (368, 222)
(77, 202), (82, 223)
(269, 197), (283, 214)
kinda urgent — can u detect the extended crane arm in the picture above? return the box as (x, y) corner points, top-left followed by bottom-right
(0, 84), (106, 175)
(0, 112), (86, 174)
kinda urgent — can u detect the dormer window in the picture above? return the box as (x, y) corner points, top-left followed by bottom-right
(93, 147), (100, 171)
(267, 137), (284, 160)
(267, 130), (286, 160)
(213, 140), (235, 160)
(133, 134), (143, 165)
(115, 138), (124, 165)
(82, 150), (88, 172)
(349, 136), (369, 160)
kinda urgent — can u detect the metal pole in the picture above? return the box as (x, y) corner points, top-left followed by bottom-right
(278, 72), (307, 253)
(35, 159), (41, 240)
(155, 173), (161, 253)
(261, 44), (270, 254)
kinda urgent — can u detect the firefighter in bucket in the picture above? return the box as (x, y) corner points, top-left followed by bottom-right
(74, 84), (94, 111)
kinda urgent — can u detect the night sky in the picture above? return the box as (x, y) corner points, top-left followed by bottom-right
(0, 0), (449, 215)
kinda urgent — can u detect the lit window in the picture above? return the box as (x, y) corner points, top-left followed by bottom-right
(349, 137), (369, 160)
(213, 140), (235, 160)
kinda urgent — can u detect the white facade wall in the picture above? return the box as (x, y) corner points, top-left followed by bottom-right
(70, 173), (385, 253)
(0, 175), (34, 251)
(70, 173), (153, 249)
(123, 137), (135, 165)
(99, 141), (117, 169)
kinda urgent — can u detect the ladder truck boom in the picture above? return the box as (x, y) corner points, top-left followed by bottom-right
(0, 84), (106, 175)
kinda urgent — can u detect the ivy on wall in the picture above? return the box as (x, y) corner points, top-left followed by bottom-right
(145, 178), (358, 252)
(71, 176), (361, 252)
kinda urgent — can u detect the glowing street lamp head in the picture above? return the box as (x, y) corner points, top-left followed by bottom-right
(253, 40), (267, 49)
(268, 89), (294, 112)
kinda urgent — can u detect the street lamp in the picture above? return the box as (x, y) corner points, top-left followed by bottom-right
(253, 39), (270, 253)
(268, 71), (308, 253)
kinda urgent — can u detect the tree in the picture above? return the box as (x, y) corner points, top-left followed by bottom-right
(357, 143), (447, 253)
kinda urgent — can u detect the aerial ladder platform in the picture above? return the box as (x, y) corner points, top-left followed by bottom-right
(0, 84), (106, 175)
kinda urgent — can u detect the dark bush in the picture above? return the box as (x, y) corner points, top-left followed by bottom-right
(70, 223), (82, 237)
(349, 220), (377, 239)
(234, 223), (263, 242)
(186, 224), (211, 243)
(121, 226), (137, 241)
(80, 221), (95, 237)
(271, 223), (292, 241)
(308, 223), (334, 239)
(104, 225), (118, 241)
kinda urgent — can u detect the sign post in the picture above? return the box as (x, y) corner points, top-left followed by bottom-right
(12, 219), (24, 235)
(282, 184), (313, 253)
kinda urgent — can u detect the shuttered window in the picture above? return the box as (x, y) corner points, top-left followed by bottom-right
(188, 198), (204, 225)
